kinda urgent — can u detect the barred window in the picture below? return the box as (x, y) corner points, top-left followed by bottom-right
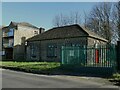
(30, 43), (37, 58)
(47, 44), (57, 57)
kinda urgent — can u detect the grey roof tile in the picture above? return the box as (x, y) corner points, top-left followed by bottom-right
(27, 24), (108, 42)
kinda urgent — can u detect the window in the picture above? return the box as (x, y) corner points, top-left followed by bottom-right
(34, 31), (38, 35)
(8, 28), (14, 36)
(9, 39), (14, 47)
(47, 44), (57, 57)
(30, 44), (37, 58)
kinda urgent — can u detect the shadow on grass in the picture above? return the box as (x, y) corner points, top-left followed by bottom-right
(49, 65), (115, 78)
(109, 79), (120, 86)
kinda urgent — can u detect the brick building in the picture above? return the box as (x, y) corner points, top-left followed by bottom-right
(26, 24), (108, 62)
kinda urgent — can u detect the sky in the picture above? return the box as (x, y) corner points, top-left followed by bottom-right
(2, 2), (99, 30)
(1, 0), (119, 2)
(0, 2), (2, 26)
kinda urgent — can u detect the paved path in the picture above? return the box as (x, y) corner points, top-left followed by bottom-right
(1, 69), (119, 88)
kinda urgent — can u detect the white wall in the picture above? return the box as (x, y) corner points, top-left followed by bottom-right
(14, 25), (40, 46)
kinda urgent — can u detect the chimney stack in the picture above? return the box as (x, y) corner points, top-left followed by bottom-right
(39, 27), (45, 34)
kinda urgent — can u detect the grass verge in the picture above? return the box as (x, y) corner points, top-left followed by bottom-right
(0, 61), (119, 78)
(0, 61), (63, 74)
(109, 73), (120, 86)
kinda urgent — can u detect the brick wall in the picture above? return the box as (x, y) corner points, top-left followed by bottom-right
(27, 36), (107, 62)
(27, 37), (88, 62)
(88, 37), (107, 46)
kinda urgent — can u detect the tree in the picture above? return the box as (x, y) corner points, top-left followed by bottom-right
(83, 11), (88, 28)
(53, 11), (81, 27)
(114, 1), (120, 40)
(118, 1), (120, 40)
(108, 1), (120, 43)
(84, 2), (113, 43)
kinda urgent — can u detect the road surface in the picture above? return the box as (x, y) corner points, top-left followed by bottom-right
(1, 69), (119, 88)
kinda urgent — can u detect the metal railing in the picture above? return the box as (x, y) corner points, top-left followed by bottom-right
(61, 44), (117, 75)
(3, 43), (13, 48)
(3, 32), (14, 37)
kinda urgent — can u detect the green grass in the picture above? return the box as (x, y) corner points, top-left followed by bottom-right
(0, 61), (89, 75)
(113, 73), (120, 81)
(0, 61), (119, 78)
(108, 73), (120, 86)
(0, 61), (62, 74)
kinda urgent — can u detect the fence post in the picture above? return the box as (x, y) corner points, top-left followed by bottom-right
(61, 46), (64, 64)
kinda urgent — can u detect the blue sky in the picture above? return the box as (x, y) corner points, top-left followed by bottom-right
(2, 2), (97, 30)
(0, 2), (2, 26)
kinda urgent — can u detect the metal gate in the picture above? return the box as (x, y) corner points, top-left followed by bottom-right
(61, 44), (117, 75)
(61, 46), (86, 65)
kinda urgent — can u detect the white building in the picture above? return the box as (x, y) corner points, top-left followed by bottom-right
(2, 21), (44, 61)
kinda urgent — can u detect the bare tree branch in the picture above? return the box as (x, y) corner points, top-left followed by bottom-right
(53, 11), (81, 27)
(84, 2), (113, 43)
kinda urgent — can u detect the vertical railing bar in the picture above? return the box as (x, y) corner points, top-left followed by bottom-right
(93, 47), (95, 67)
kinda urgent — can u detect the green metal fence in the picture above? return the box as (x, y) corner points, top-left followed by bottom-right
(61, 44), (117, 75)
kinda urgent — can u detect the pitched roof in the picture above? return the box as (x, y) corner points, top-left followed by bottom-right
(81, 26), (108, 42)
(27, 24), (108, 42)
(0, 26), (6, 29)
(10, 21), (39, 29)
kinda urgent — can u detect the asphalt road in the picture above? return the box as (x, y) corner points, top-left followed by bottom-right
(1, 69), (119, 88)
